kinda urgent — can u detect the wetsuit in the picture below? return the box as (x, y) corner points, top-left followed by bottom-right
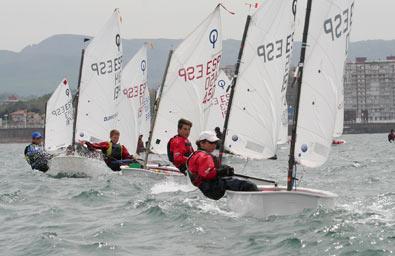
(187, 150), (258, 200)
(86, 141), (136, 171)
(388, 133), (395, 142)
(215, 131), (223, 150)
(24, 144), (50, 172)
(167, 135), (194, 174)
(136, 139), (145, 154)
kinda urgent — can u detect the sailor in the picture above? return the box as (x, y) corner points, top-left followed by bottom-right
(388, 129), (395, 143)
(24, 131), (51, 172)
(80, 129), (137, 171)
(187, 131), (258, 200)
(136, 134), (146, 155)
(214, 127), (223, 150)
(167, 118), (194, 174)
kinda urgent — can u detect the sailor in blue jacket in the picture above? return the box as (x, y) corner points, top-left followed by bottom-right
(24, 132), (51, 172)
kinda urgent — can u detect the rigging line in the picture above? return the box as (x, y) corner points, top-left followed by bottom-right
(218, 3), (236, 15)
(240, 157), (249, 173)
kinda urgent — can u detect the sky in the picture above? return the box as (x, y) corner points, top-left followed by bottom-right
(0, 0), (394, 52)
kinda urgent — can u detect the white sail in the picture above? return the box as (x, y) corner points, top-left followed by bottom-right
(205, 70), (231, 131)
(118, 45), (150, 154)
(150, 6), (222, 154)
(278, 96), (289, 144)
(75, 9), (123, 143)
(295, 0), (354, 167)
(225, 0), (296, 159)
(45, 79), (73, 151)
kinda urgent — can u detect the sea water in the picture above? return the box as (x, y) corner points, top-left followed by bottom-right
(0, 133), (394, 255)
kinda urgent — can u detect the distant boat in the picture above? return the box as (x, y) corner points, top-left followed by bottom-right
(332, 139), (346, 145)
(44, 79), (73, 153)
(116, 44), (183, 177)
(117, 44), (151, 155)
(224, 0), (354, 217)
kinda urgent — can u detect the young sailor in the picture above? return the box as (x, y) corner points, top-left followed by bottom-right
(187, 131), (258, 200)
(136, 134), (146, 155)
(214, 127), (223, 150)
(24, 131), (51, 172)
(388, 129), (395, 143)
(80, 129), (137, 171)
(167, 118), (194, 174)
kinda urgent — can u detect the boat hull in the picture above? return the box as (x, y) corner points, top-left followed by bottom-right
(227, 185), (337, 217)
(47, 155), (111, 177)
(120, 164), (186, 181)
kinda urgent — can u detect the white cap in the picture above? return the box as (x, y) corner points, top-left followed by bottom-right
(198, 131), (220, 142)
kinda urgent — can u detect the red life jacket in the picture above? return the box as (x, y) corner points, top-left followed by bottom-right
(186, 150), (219, 187)
(167, 135), (194, 171)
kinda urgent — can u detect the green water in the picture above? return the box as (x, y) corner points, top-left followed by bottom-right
(0, 134), (394, 255)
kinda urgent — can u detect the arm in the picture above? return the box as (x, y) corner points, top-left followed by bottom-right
(171, 139), (189, 167)
(121, 145), (133, 159)
(196, 154), (217, 180)
(86, 141), (109, 150)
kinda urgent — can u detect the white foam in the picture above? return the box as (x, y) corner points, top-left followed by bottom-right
(183, 197), (238, 218)
(150, 180), (197, 194)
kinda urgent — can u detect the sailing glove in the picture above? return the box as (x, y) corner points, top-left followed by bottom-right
(217, 165), (234, 177)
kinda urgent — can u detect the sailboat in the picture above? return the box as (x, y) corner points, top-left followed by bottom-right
(224, 0), (353, 217)
(44, 79), (73, 153)
(48, 9), (123, 176)
(117, 44), (151, 155)
(116, 45), (181, 177)
(126, 5), (223, 178)
(220, 0), (296, 160)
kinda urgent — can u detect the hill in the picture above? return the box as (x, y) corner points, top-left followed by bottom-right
(0, 34), (394, 96)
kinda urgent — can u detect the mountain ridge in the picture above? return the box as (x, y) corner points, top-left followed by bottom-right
(0, 34), (394, 96)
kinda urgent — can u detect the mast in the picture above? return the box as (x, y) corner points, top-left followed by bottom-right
(71, 47), (86, 148)
(43, 101), (48, 149)
(287, 0), (313, 191)
(144, 50), (174, 168)
(219, 15), (251, 164)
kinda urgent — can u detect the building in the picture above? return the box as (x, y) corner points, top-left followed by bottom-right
(9, 110), (27, 127)
(3, 95), (20, 104)
(6, 109), (44, 128)
(344, 56), (395, 123)
(221, 65), (236, 79)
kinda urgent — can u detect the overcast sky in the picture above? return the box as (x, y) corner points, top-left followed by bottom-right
(0, 0), (394, 52)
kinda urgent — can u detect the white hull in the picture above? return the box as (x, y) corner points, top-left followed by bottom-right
(120, 164), (186, 181)
(227, 185), (337, 217)
(47, 155), (111, 177)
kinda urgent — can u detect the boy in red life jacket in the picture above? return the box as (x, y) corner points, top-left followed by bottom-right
(80, 129), (136, 171)
(187, 131), (258, 200)
(167, 118), (194, 174)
